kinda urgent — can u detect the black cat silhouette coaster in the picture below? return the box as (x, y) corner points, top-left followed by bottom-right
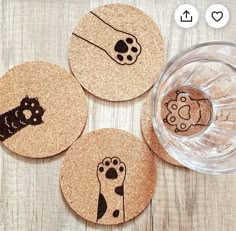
(161, 86), (212, 136)
(69, 4), (164, 101)
(141, 92), (183, 167)
(60, 129), (156, 225)
(0, 61), (87, 158)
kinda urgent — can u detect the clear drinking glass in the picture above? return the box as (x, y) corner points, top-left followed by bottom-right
(152, 41), (236, 174)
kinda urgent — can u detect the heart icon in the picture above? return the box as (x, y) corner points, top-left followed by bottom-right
(211, 11), (223, 22)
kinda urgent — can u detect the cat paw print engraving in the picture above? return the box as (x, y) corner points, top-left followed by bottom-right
(72, 11), (141, 65)
(0, 96), (45, 141)
(114, 36), (141, 65)
(162, 87), (212, 136)
(97, 157), (126, 224)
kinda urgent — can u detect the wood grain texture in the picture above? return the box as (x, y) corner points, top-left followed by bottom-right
(0, 0), (235, 231)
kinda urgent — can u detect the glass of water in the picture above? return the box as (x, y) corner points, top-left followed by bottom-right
(152, 41), (236, 174)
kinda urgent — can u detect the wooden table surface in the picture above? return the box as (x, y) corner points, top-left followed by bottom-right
(0, 0), (236, 231)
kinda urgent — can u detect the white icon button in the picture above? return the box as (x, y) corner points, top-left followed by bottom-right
(175, 4), (199, 28)
(205, 4), (229, 28)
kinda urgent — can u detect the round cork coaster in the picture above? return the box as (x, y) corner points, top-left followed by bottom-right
(60, 129), (156, 225)
(69, 4), (165, 101)
(141, 92), (183, 167)
(0, 61), (87, 158)
(161, 86), (212, 136)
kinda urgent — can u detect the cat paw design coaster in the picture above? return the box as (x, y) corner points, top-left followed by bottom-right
(161, 86), (212, 136)
(141, 92), (183, 167)
(60, 129), (156, 225)
(69, 4), (165, 101)
(0, 61), (87, 158)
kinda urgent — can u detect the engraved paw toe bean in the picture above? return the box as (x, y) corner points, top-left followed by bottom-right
(19, 96), (45, 125)
(0, 96), (45, 141)
(114, 36), (141, 65)
(97, 157), (126, 181)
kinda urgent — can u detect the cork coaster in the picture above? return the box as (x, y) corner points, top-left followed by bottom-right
(60, 129), (156, 225)
(141, 92), (183, 167)
(69, 4), (165, 101)
(0, 61), (87, 158)
(161, 86), (212, 136)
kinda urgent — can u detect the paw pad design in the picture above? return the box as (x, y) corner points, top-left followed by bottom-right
(19, 96), (45, 125)
(97, 157), (126, 223)
(97, 157), (126, 182)
(114, 36), (141, 65)
(0, 96), (45, 141)
(163, 91), (208, 132)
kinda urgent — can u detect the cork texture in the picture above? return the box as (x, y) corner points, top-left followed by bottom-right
(60, 128), (156, 225)
(0, 61), (87, 158)
(68, 3), (165, 101)
(141, 92), (183, 167)
(161, 86), (212, 136)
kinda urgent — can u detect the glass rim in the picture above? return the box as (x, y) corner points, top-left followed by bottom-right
(152, 41), (236, 174)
